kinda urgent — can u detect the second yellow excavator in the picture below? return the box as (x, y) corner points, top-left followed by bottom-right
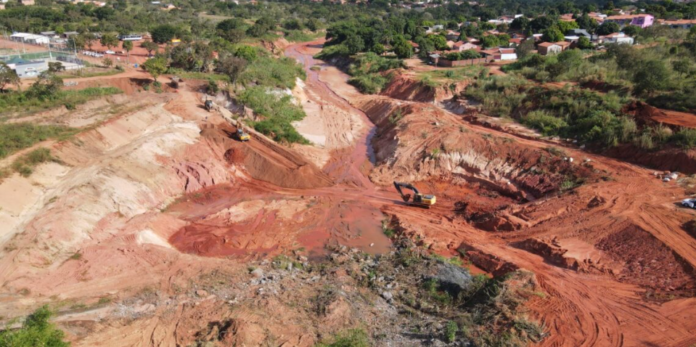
(394, 181), (436, 208)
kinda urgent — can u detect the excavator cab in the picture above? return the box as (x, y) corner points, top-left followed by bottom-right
(394, 181), (436, 208)
(204, 100), (213, 112)
(236, 127), (250, 142)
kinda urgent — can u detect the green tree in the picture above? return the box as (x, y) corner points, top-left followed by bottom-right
(371, 43), (385, 55)
(672, 59), (692, 77)
(216, 55), (247, 84)
(28, 72), (63, 100)
(122, 40), (133, 63)
(577, 36), (593, 49)
(633, 60), (671, 96)
(427, 34), (449, 50)
(141, 41), (158, 56)
(100, 33), (119, 51)
(511, 16), (530, 31)
(576, 14), (598, 32)
(0, 62), (20, 92)
(621, 25), (641, 37)
(151, 24), (179, 44)
(0, 306), (69, 347)
(48, 62), (65, 73)
(596, 22), (620, 35)
(461, 49), (481, 59)
(235, 45), (257, 62)
(557, 20), (579, 33)
(530, 16), (556, 32)
(142, 56), (168, 82)
(344, 34), (365, 54)
(516, 39), (536, 58)
(393, 38), (413, 58)
(81, 32), (96, 50)
(542, 27), (565, 42)
(480, 35), (500, 48)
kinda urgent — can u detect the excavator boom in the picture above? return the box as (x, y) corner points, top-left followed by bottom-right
(393, 181), (436, 208)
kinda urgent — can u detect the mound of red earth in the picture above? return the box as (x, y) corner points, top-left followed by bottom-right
(597, 224), (696, 299)
(203, 123), (333, 189)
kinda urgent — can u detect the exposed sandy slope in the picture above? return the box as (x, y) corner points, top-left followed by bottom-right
(2, 39), (696, 347)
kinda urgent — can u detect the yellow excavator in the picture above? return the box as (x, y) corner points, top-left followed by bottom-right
(394, 181), (436, 208)
(236, 127), (250, 142)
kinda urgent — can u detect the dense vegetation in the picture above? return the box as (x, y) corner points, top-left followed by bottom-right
(465, 74), (696, 150)
(0, 70), (122, 117)
(238, 87), (308, 144)
(504, 27), (696, 112)
(0, 306), (69, 347)
(0, 123), (77, 158)
(345, 53), (404, 94)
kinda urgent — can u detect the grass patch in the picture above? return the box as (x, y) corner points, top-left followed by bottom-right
(284, 29), (323, 43)
(0, 123), (77, 159)
(238, 56), (305, 89)
(0, 87), (122, 117)
(317, 328), (370, 347)
(10, 148), (58, 177)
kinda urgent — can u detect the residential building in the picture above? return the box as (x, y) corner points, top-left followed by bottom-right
(566, 29), (592, 39)
(537, 42), (564, 55)
(480, 47), (517, 61)
(445, 30), (460, 41)
(451, 41), (480, 51)
(20, 0), (35, 5)
(588, 12), (608, 24)
(659, 19), (696, 29)
(605, 14), (654, 28)
(599, 32), (634, 44)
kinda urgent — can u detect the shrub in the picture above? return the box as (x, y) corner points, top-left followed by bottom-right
(445, 321), (459, 343)
(0, 305), (69, 347)
(11, 148), (54, 177)
(238, 87), (308, 144)
(521, 110), (567, 135)
(672, 128), (696, 149)
(317, 328), (370, 347)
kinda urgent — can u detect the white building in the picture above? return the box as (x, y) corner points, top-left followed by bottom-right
(600, 32), (634, 45)
(10, 33), (51, 45)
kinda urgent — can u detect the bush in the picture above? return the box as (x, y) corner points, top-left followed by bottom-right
(238, 56), (305, 89)
(238, 87), (308, 144)
(0, 305), (69, 347)
(522, 110), (567, 135)
(317, 328), (369, 347)
(672, 128), (696, 149)
(11, 148), (54, 177)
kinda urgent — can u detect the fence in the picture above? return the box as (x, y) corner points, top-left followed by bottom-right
(438, 57), (493, 67)
(0, 51), (85, 66)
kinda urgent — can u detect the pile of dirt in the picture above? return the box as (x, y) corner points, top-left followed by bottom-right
(379, 74), (435, 103)
(202, 124), (333, 189)
(596, 224), (696, 299)
(380, 73), (471, 104)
